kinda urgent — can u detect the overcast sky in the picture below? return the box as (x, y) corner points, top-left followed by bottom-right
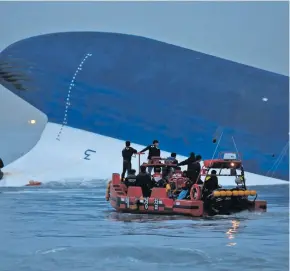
(0, 1), (288, 75)
(0, 86), (47, 165)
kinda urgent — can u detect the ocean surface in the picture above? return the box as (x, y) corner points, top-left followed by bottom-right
(0, 180), (289, 271)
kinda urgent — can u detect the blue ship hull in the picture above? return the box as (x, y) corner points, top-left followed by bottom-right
(0, 32), (288, 180)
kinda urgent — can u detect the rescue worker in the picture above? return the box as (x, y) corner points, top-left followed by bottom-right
(178, 154), (202, 183)
(152, 167), (162, 182)
(165, 152), (178, 165)
(163, 153), (178, 179)
(140, 140), (160, 174)
(152, 167), (166, 187)
(178, 152), (196, 170)
(235, 175), (244, 186)
(124, 169), (137, 187)
(135, 165), (153, 197)
(121, 141), (137, 180)
(202, 170), (220, 199)
(202, 170), (221, 215)
(192, 155), (203, 183)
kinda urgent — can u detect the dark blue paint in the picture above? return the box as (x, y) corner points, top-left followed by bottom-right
(0, 32), (288, 180)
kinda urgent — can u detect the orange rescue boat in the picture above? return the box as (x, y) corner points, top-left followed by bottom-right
(25, 180), (42, 186)
(107, 152), (267, 217)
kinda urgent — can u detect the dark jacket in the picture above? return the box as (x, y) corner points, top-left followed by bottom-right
(191, 161), (201, 176)
(135, 172), (153, 197)
(124, 174), (137, 187)
(181, 161), (201, 183)
(140, 145), (160, 160)
(0, 170), (3, 180)
(122, 147), (137, 162)
(178, 155), (196, 171)
(203, 176), (219, 194)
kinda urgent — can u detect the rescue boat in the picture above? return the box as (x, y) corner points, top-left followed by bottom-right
(25, 180), (42, 186)
(106, 152), (267, 217)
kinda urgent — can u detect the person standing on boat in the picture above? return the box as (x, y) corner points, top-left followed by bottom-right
(178, 152), (196, 170)
(135, 165), (153, 197)
(192, 155), (203, 184)
(121, 141), (137, 180)
(139, 140), (161, 174)
(178, 153), (202, 183)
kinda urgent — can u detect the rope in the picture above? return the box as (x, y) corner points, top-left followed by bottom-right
(210, 130), (224, 161)
(231, 136), (240, 155)
(266, 142), (289, 178)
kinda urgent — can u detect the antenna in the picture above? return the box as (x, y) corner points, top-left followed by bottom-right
(210, 130), (224, 161)
(231, 136), (240, 157)
(266, 142), (289, 178)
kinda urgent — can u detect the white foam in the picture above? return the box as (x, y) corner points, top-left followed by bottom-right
(1, 122), (288, 187)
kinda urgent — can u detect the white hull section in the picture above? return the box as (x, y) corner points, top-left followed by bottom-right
(1, 123), (287, 187)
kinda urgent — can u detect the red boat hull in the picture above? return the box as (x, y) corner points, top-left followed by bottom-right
(107, 174), (267, 217)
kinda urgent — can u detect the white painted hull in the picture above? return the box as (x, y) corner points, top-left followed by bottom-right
(1, 123), (287, 187)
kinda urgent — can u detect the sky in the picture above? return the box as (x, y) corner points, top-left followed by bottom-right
(0, 86), (47, 165)
(0, 1), (289, 75)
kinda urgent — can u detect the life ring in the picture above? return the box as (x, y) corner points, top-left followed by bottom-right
(106, 180), (112, 201)
(190, 183), (201, 200)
